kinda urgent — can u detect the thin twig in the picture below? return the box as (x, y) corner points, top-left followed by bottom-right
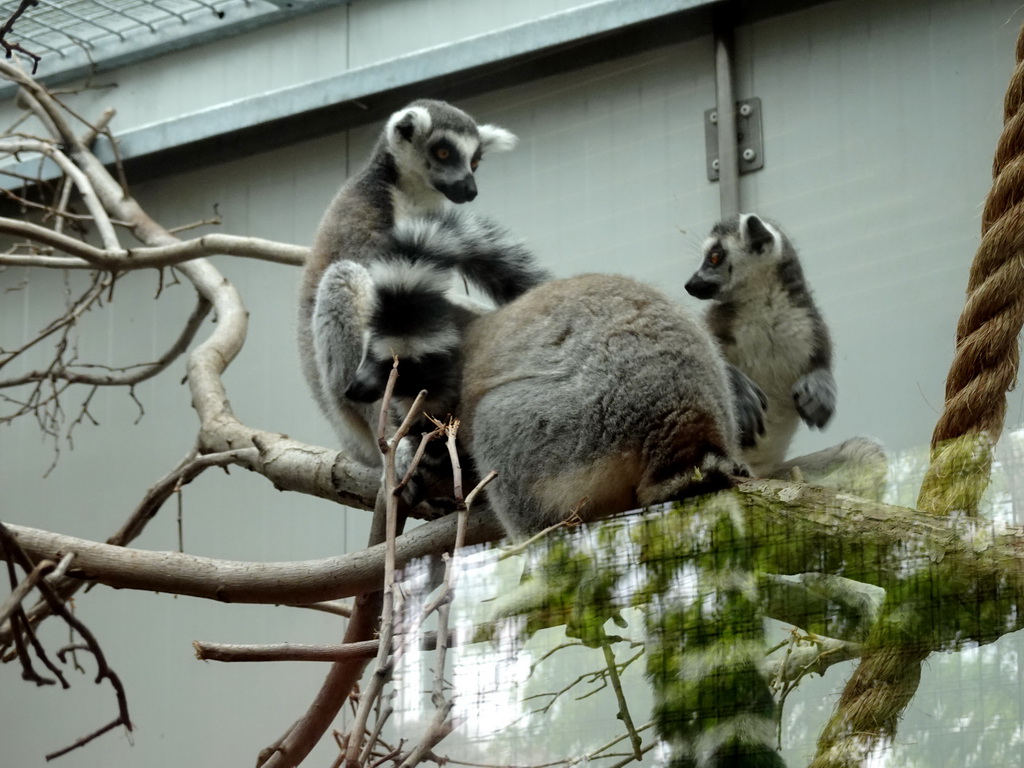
(376, 357), (400, 453)
(0, 293), (212, 388)
(396, 427), (444, 493)
(397, 703), (460, 768)
(443, 419), (463, 503)
(0, 555), (54, 628)
(0, 1), (41, 74)
(0, 523), (132, 759)
(284, 600), (353, 619)
(1, 540), (54, 686)
(105, 447), (258, 548)
(358, 699), (394, 767)
(346, 369), (428, 767)
(499, 516), (578, 559)
(391, 427), (491, 768)
(600, 642), (642, 761)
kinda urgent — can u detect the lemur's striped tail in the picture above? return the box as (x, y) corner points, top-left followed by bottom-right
(390, 209), (550, 305)
(351, 210), (548, 512)
(643, 492), (786, 768)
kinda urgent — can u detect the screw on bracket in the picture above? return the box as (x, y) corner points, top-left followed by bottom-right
(704, 97), (764, 181)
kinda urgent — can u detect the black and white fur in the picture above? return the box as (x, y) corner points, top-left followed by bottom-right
(685, 214), (836, 477)
(459, 274), (750, 540)
(685, 214), (886, 497)
(343, 210), (550, 407)
(343, 211), (550, 508)
(299, 99), (520, 469)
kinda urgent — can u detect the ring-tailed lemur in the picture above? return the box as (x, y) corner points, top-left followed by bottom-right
(456, 273), (784, 766)
(458, 273), (749, 539)
(685, 214), (837, 477)
(298, 99), (524, 469)
(685, 214), (886, 495)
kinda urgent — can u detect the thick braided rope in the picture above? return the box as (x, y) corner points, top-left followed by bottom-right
(810, 25), (1024, 768)
(931, 26), (1024, 450)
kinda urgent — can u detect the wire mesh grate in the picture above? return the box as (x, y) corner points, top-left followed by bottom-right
(0, 0), (249, 62)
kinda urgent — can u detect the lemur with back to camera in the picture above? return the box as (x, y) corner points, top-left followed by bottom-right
(298, 99), (549, 497)
(686, 213), (885, 494)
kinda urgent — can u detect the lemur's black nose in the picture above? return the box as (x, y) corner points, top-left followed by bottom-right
(439, 176), (477, 204)
(684, 274), (719, 300)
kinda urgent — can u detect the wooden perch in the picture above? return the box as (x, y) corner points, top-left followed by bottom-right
(3, 478), (1024, 653)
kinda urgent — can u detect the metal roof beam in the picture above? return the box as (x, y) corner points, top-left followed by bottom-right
(0, 0), (828, 186)
(0, 0), (347, 100)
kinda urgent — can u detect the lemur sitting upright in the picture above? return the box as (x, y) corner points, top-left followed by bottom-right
(686, 214), (885, 495)
(298, 99), (541, 470)
(685, 214), (835, 476)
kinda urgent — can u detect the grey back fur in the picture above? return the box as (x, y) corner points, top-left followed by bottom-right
(461, 274), (747, 539)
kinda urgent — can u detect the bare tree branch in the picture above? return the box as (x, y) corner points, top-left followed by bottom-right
(193, 640), (379, 663)
(0, 139), (119, 249)
(0, 58), (376, 561)
(0, 512), (503, 605)
(258, 490), (394, 768)
(6, 476), (1024, 609)
(0, 216), (309, 269)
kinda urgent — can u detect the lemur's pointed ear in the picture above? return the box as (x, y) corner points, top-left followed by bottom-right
(386, 106), (432, 145)
(477, 124), (518, 153)
(740, 213), (777, 255)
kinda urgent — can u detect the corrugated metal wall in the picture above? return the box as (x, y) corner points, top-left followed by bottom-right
(2, 0), (1023, 765)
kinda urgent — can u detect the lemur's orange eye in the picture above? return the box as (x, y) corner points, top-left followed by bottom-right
(708, 251), (722, 266)
(471, 158), (480, 171)
(434, 147), (450, 160)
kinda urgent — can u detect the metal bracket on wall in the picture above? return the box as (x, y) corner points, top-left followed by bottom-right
(704, 97), (763, 181)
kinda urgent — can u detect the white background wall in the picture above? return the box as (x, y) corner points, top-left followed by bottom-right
(2, 0), (1024, 765)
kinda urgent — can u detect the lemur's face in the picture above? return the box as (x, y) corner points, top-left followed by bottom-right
(685, 213), (781, 301)
(422, 131), (484, 204)
(386, 102), (517, 205)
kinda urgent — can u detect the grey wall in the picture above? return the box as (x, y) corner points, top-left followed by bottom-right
(2, 0), (1023, 765)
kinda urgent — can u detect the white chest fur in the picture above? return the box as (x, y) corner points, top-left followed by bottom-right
(721, 281), (816, 474)
(390, 181), (447, 224)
